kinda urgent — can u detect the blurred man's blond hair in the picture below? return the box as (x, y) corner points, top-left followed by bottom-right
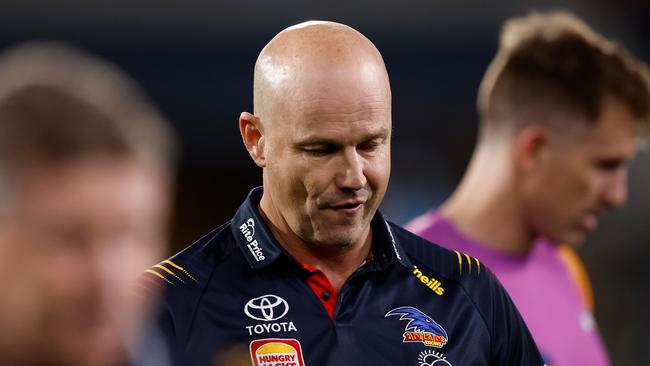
(478, 10), (650, 139)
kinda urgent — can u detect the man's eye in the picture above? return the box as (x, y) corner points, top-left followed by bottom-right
(358, 140), (380, 152)
(594, 159), (624, 171)
(303, 147), (333, 157)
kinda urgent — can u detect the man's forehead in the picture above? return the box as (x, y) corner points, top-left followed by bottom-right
(584, 101), (636, 149)
(552, 122), (636, 164)
(265, 70), (390, 132)
(291, 119), (390, 144)
(297, 91), (390, 115)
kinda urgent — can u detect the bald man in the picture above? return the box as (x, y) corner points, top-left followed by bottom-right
(150, 21), (544, 366)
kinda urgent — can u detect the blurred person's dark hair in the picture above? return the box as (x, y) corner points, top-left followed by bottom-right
(477, 10), (650, 139)
(0, 42), (177, 205)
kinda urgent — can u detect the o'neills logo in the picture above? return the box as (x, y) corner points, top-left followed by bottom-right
(250, 338), (305, 366)
(412, 266), (444, 296)
(240, 218), (265, 261)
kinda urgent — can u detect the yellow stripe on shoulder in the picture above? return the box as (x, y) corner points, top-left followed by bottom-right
(145, 269), (174, 285)
(154, 264), (184, 283)
(454, 250), (463, 274)
(164, 259), (198, 282)
(558, 245), (595, 312)
(142, 258), (198, 287)
(464, 253), (472, 273)
(453, 250), (481, 275)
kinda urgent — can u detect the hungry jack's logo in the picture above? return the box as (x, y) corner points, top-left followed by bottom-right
(249, 338), (305, 366)
(385, 306), (448, 348)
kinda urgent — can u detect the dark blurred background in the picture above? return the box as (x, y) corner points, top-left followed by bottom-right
(1, 0), (648, 364)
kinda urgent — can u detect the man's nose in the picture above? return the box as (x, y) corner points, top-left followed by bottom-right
(602, 169), (628, 209)
(336, 148), (367, 191)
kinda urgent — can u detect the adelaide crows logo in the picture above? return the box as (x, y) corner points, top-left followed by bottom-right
(385, 306), (448, 348)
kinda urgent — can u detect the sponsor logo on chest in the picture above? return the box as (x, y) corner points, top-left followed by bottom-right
(240, 218), (265, 261)
(385, 306), (449, 348)
(244, 294), (298, 336)
(250, 338), (305, 366)
(418, 350), (453, 366)
(386, 306), (454, 365)
(412, 266), (444, 296)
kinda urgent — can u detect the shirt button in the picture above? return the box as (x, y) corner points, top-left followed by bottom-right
(321, 291), (331, 301)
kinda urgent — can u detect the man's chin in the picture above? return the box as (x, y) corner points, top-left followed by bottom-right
(313, 235), (356, 248)
(312, 227), (366, 248)
(303, 213), (372, 248)
(551, 230), (587, 247)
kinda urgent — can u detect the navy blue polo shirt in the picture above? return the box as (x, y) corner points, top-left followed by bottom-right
(147, 187), (544, 366)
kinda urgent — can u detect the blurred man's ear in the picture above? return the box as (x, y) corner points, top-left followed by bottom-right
(239, 112), (266, 168)
(514, 125), (549, 175)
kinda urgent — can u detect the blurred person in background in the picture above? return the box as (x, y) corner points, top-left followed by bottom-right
(407, 10), (650, 366)
(0, 42), (177, 366)
(148, 20), (544, 366)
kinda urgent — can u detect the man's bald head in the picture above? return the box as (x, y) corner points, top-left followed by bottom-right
(253, 21), (391, 127)
(240, 21), (392, 250)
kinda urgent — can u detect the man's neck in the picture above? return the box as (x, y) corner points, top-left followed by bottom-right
(442, 144), (536, 254)
(258, 196), (371, 293)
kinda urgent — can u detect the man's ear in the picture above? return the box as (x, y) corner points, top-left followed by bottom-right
(514, 125), (549, 174)
(239, 112), (266, 168)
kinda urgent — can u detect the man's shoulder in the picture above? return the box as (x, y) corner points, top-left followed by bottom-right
(141, 221), (238, 298)
(391, 222), (538, 355)
(140, 221), (242, 352)
(390, 222), (483, 284)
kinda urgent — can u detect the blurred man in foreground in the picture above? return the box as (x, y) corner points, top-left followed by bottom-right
(0, 42), (176, 366)
(149, 21), (544, 366)
(407, 11), (650, 366)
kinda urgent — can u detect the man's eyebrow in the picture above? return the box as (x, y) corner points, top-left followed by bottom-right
(295, 128), (389, 147)
(363, 128), (390, 141)
(594, 155), (631, 165)
(294, 137), (339, 147)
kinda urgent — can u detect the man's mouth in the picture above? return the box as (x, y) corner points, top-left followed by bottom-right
(581, 213), (598, 232)
(327, 200), (365, 213)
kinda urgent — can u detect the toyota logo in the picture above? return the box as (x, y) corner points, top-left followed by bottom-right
(244, 294), (289, 321)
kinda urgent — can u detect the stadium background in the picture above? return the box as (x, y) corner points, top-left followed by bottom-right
(1, 0), (648, 364)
